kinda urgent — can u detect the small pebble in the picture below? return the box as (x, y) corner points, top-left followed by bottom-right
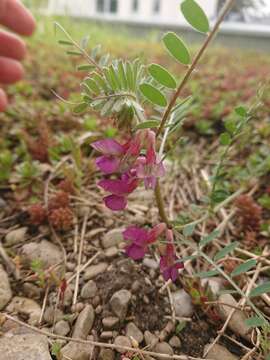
(98, 348), (115, 360)
(102, 317), (119, 329)
(126, 322), (143, 344)
(84, 263), (108, 280)
(81, 280), (98, 299)
(169, 336), (181, 348)
(100, 331), (114, 339)
(114, 336), (131, 354)
(54, 320), (70, 336)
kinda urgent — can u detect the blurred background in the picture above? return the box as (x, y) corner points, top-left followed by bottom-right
(22, 0), (270, 51)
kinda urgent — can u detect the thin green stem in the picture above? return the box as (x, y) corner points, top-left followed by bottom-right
(199, 251), (264, 319)
(156, 0), (235, 138)
(154, 180), (171, 227)
(54, 22), (103, 73)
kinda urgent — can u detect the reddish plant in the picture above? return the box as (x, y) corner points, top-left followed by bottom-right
(57, 179), (76, 195)
(48, 207), (74, 231)
(22, 121), (51, 163)
(48, 191), (70, 210)
(27, 204), (47, 225)
(235, 195), (262, 233)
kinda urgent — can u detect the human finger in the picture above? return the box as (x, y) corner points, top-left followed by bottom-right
(0, 0), (36, 36)
(0, 30), (26, 60)
(0, 56), (24, 84)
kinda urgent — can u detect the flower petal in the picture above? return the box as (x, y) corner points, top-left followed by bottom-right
(170, 267), (179, 282)
(123, 226), (149, 243)
(126, 244), (146, 260)
(99, 178), (138, 195)
(91, 139), (124, 155)
(96, 155), (120, 174)
(104, 195), (127, 211)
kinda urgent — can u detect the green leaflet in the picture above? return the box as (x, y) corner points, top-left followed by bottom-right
(148, 64), (177, 89)
(231, 259), (257, 277)
(163, 32), (191, 65)
(139, 83), (167, 107)
(181, 0), (210, 33)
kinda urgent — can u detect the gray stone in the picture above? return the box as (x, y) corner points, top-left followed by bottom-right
(114, 336), (131, 354)
(84, 263), (108, 280)
(102, 229), (124, 248)
(0, 197), (6, 209)
(126, 322), (143, 344)
(218, 294), (250, 340)
(81, 280), (98, 299)
(102, 316), (119, 329)
(99, 348), (115, 360)
(72, 305), (95, 339)
(0, 265), (12, 310)
(54, 320), (70, 336)
(169, 336), (181, 348)
(21, 240), (63, 268)
(61, 341), (94, 360)
(172, 289), (194, 317)
(6, 297), (41, 325)
(104, 246), (118, 258)
(201, 277), (223, 296)
(143, 258), (159, 270)
(63, 285), (73, 306)
(5, 227), (28, 246)
(154, 342), (174, 359)
(44, 306), (63, 325)
(22, 282), (41, 299)
(110, 289), (132, 321)
(0, 334), (52, 360)
(205, 343), (239, 360)
(100, 331), (114, 339)
(144, 331), (158, 347)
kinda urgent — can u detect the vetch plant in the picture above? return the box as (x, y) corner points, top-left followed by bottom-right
(56, 0), (270, 328)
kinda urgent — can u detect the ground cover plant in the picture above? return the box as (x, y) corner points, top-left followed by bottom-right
(0, 1), (270, 359)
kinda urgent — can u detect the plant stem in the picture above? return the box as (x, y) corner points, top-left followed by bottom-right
(199, 251), (264, 319)
(54, 22), (103, 73)
(156, 0), (235, 137)
(154, 180), (171, 227)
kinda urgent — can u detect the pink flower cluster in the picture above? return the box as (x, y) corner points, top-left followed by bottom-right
(91, 130), (183, 281)
(124, 224), (183, 282)
(91, 130), (165, 211)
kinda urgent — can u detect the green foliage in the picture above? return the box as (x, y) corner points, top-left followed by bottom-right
(231, 259), (257, 277)
(0, 150), (13, 182)
(249, 282), (270, 298)
(181, 0), (210, 33)
(148, 64), (176, 89)
(162, 32), (191, 65)
(139, 83), (167, 107)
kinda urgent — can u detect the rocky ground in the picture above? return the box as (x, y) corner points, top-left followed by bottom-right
(0, 17), (270, 360)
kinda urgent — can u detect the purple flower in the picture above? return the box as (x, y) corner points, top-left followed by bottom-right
(123, 223), (166, 260)
(91, 139), (125, 174)
(159, 230), (183, 282)
(136, 130), (165, 189)
(91, 134), (142, 175)
(98, 175), (139, 211)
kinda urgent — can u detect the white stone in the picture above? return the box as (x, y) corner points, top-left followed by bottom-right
(22, 240), (63, 268)
(6, 297), (41, 325)
(0, 265), (12, 310)
(205, 343), (239, 360)
(0, 334), (52, 360)
(218, 294), (250, 340)
(172, 289), (194, 317)
(5, 227), (28, 246)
